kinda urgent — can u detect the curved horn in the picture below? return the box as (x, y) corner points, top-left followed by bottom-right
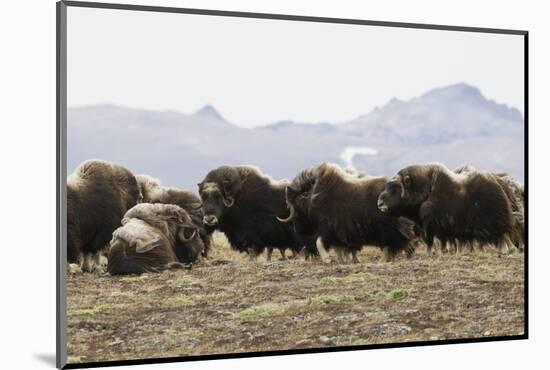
(179, 228), (197, 242)
(277, 203), (296, 223)
(223, 196), (234, 208)
(191, 202), (203, 210)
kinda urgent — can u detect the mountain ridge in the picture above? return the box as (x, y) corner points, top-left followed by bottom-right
(67, 83), (524, 190)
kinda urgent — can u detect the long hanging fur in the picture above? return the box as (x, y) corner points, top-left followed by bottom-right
(198, 165), (302, 257)
(285, 163), (419, 261)
(136, 174), (213, 257)
(107, 203), (204, 275)
(67, 160), (141, 271)
(378, 163), (515, 252)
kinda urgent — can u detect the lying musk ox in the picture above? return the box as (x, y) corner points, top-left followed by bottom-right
(107, 203), (204, 275)
(198, 165), (302, 260)
(377, 163), (515, 253)
(136, 175), (213, 257)
(277, 163), (418, 263)
(454, 164), (525, 252)
(67, 160), (141, 272)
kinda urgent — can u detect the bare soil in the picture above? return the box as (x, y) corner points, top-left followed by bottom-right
(66, 234), (525, 364)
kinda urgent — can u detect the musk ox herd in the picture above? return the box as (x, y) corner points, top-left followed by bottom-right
(66, 159), (525, 275)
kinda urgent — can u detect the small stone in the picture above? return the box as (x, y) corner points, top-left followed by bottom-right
(108, 339), (124, 346)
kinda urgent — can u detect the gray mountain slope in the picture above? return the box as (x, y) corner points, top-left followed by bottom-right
(67, 83), (524, 191)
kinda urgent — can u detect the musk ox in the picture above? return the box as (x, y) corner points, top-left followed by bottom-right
(377, 163), (515, 253)
(198, 165), (302, 260)
(107, 203), (204, 275)
(497, 174), (525, 251)
(67, 160), (141, 272)
(277, 163), (418, 263)
(136, 174), (213, 257)
(454, 165), (525, 252)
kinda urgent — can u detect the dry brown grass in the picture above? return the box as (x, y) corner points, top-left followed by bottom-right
(67, 232), (525, 364)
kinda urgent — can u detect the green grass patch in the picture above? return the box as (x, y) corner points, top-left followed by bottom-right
(109, 291), (134, 298)
(320, 272), (373, 285)
(235, 303), (286, 319)
(180, 329), (201, 337)
(319, 277), (340, 285)
(343, 272), (373, 282)
(385, 289), (409, 300)
(172, 277), (194, 287)
(311, 294), (356, 305)
(67, 356), (82, 364)
(120, 275), (148, 282)
(165, 296), (198, 306)
(68, 303), (128, 317)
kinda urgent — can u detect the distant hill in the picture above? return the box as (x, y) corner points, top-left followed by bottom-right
(67, 83), (524, 191)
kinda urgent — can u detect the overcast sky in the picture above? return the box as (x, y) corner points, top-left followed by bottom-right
(67, 6), (524, 128)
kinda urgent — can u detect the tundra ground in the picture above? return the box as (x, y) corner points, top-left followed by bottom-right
(66, 233), (525, 365)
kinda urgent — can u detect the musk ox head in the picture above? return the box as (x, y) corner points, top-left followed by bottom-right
(107, 203), (203, 275)
(125, 203), (200, 247)
(377, 163), (445, 214)
(198, 166), (248, 226)
(277, 165), (321, 224)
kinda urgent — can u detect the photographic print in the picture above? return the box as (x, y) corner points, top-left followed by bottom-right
(57, 2), (527, 368)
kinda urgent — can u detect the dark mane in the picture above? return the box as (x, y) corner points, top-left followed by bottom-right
(199, 165), (300, 257)
(380, 163), (515, 252)
(287, 163), (417, 262)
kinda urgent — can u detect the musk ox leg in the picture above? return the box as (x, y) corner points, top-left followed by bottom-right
(304, 248), (318, 261)
(475, 241), (486, 253)
(201, 236), (212, 259)
(92, 252), (106, 273)
(447, 242), (456, 255)
(279, 248), (287, 261)
(381, 247), (391, 262)
(496, 237), (511, 255)
(266, 247), (273, 261)
(315, 237), (331, 263)
(81, 253), (94, 273)
(383, 247), (397, 262)
(344, 249), (355, 263)
(290, 249), (299, 259)
(405, 240), (420, 259)
(351, 250), (360, 264)
(434, 239), (445, 255)
(248, 247), (259, 261)
(67, 240), (82, 265)
(335, 247), (346, 264)
(504, 235), (515, 254)
(426, 243), (434, 256)
(382, 246), (399, 262)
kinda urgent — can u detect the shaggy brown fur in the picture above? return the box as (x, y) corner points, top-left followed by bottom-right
(136, 174), (213, 257)
(67, 160), (141, 272)
(107, 203), (204, 275)
(198, 165), (302, 259)
(454, 165), (524, 251)
(378, 163), (515, 253)
(280, 163), (418, 263)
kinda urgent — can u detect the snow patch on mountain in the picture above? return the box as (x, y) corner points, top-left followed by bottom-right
(340, 146), (378, 170)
